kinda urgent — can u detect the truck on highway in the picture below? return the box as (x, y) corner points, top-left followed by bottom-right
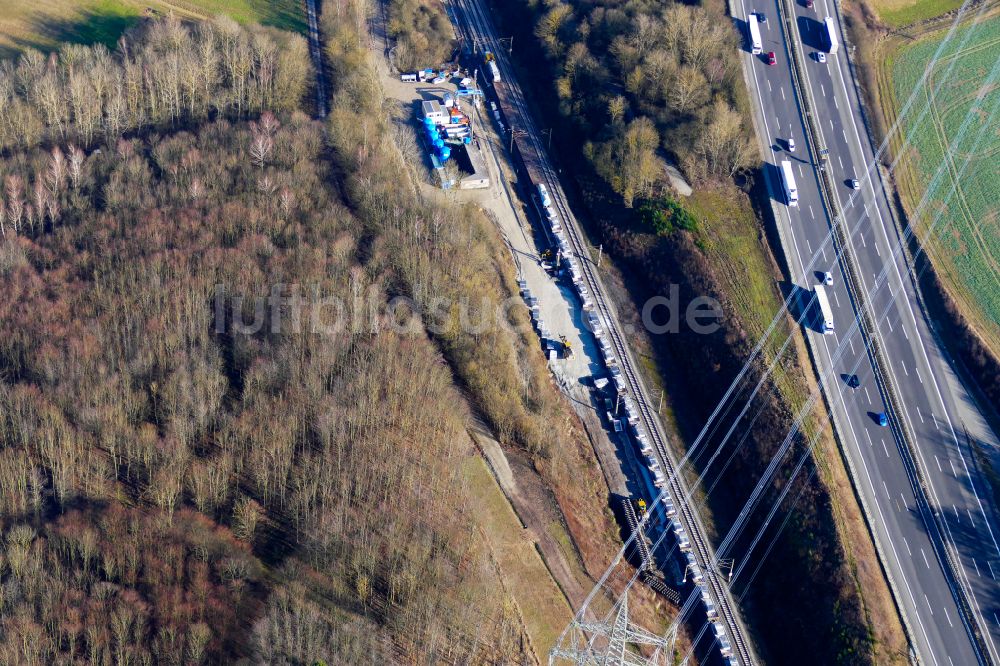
(484, 51), (501, 83)
(823, 17), (839, 54)
(814, 284), (835, 334)
(747, 13), (763, 55)
(780, 159), (799, 207)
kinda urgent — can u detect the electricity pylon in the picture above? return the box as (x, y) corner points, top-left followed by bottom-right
(549, 594), (670, 666)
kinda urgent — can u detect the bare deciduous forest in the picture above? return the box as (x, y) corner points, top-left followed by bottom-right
(0, 12), (602, 664)
(0, 16), (309, 153)
(386, 0), (455, 72)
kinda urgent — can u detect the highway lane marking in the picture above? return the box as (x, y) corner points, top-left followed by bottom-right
(842, 129), (848, 143)
(973, 558), (981, 576)
(780, 86), (785, 101)
(737, 26), (982, 654)
(899, 493), (907, 511)
(860, 233), (866, 248)
(968, 509), (976, 528)
(990, 561), (997, 580)
(953, 504), (960, 522)
(821, 83), (826, 96)
(838, 155), (843, 169)
(924, 594), (933, 614)
(821, 247), (827, 261)
(935, 455), (942, 472)
(956, 447), (973, 475)
(950, 459), (959, 478)
(808, 205), (815, 219)
(882, 439), (890, 458)
(917, 406), (924, 423)
(834, 94), (839, 110)
(768, 80), (772, 93)
(921, 550), (931, 569)
(882, 480), (891, 500)
(849, 338), (855, 354)
(916, 369), (922, 384)
(833, 291), (841, 308)
(944, 606), (953, 627)
(806, 239), (812, 253)
(886, 316), (893, 333)
(821, 333), (940, 663)
(903, 536), (912, 555)
(864, 387), (871, 404)
(932, 414), (940, 431)
(831, 47), (1000, 568)
(875, 241), (881, 258)
(900, 359), (908, 376)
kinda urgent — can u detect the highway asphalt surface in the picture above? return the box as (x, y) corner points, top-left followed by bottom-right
(738, 0), (1000, 662)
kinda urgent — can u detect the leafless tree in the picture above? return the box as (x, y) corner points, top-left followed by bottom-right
(47, 146), (66, 193)
(68, 145), (85, 188)
(32, 179), (46, 231)
(233, 496), (263, 543)
(249, 122), (274, 170)
(5, 175), (23, 232)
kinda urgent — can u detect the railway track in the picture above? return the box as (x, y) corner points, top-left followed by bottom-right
(446, 0), (757, 662)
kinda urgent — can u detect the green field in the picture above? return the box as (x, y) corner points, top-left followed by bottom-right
(0, 0), (305, 57)
(890, 14), (1000, 348)
(874, 0), (965, 29)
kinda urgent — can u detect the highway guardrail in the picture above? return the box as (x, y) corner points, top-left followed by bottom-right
(773, 0), (992, 661)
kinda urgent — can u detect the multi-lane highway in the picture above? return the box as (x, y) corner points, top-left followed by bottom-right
(738, 0), (1000, 661)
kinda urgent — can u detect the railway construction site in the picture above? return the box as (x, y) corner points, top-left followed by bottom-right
(444, 0), (760, 662)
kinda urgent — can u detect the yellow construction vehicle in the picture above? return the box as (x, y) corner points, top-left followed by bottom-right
(636, 498), (647, 517)
(559, 335), (573, 358)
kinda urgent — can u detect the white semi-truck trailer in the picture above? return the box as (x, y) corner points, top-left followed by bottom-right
(823, 17), (839, 54)
(780, 159), (799, 207)
(748, 14), (763, 55)
(814, 284), (835, 334)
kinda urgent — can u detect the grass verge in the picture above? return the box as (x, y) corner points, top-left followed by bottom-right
(873, 0), (966, 29)
(460, 453), (573, 657)
(690, 183), (910, 663)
